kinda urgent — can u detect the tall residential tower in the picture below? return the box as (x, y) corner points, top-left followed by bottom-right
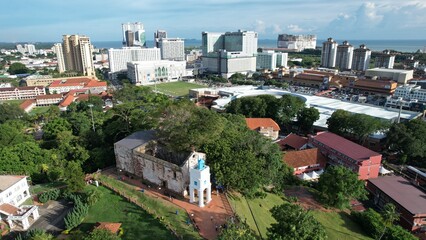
(352, 44), (371, 71)
(335, 41), (354, 70)
(321, 38), (338, 68)
(61, 35), (95, 76)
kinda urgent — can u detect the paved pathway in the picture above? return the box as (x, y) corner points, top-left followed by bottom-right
(102, 169), (233, 240)
(29, 200), (72, 234)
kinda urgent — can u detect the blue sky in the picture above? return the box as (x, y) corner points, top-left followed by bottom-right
(1, 0), (426, 42)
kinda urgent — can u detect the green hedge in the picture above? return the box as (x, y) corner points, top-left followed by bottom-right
(38, 189), (60, 203)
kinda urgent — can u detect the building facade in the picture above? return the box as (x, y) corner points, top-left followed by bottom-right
(122, 22), (146, 47)
(62, 35), (95, 76)
(53, 43), (66, 73)
(365, 68), (414, 84)
(47, 78), (107, 94)
(256, 51), (288, 70)
(336, 41), (354, 70)
(352, 44), (371, 71)
(308, 132), (382, 180)
(114, 131), (206, 196)
(0, 86), (45, 101)
(0, 176), (30, 207)
(321, 38), (338, 68)
(375, 50), (395, 69)
(154, 30), (167, 48)
(277, 34), (316, 51)
(127, 60), (187, 86)
(282, 148), (327, 177)
(393, 84), (426, 102)
(158, 38), (185, 61)
(245, 118), (280, 140)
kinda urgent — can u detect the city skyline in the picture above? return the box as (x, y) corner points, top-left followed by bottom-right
(1, 0), (426, 42)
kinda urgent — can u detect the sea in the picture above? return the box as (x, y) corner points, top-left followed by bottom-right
(91, 39), (426, 53)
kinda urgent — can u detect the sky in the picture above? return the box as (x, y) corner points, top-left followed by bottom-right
(1, 0), (426, 42)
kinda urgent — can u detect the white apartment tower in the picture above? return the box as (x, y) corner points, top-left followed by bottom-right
(375, 50), (395, 69)
(256, 51), (288, 70)
(62, 35), (95, 76)
(321, 38), (338, 68)
(158, 38), (185, 61)
(154, 30), (168, 48)
(352, 44), (371, 71)
(122, 22), (146, 47)
(336, 41), (354, 70)
(53, 43), (66, 73)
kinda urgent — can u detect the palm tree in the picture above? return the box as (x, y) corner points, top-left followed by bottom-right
(378, 203), (399, 240)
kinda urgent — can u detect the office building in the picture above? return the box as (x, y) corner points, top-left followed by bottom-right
(256, 51), (288, 70)
(277, 34), (316, 51)
(320, 38), (338, 68)
(127, 60), (187, 86)
(53, 43), (66, 73)
(375, 50), (395, 69)
(365, 68), (413, 84)
(393, 84), (426, 102)
(122, 22), (146, 47)
(62, 35), (95, 76)
(202, 30), (258, 78)
(154, 30), (167, 48)
(108, 47), (161, 79)
(158, 38), (185, 61)
(335, 41), (353, 70)
(352, 44), (371, 71)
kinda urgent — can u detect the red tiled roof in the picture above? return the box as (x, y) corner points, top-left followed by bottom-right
(95, 222), (122, 234)
(49, 78), (106, 88)
(310, 132), (381, 162)
(59, 94), (75, 107)
(368, 176), (426, 215)
(35, 94), (63, 100)
(19, 99), (36, 110)
(0, 203), (19, 216)
(86, 80), (107, 87)
(277, 133), (308, 150)
(245, 118), (280, 131)
(283, 148), (327, 169)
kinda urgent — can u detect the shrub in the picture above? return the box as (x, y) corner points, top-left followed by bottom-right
(64, 197), (89, 230)
(38, 189), (60, 203)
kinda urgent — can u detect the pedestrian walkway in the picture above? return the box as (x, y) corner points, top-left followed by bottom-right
(102, 169), (233, 240)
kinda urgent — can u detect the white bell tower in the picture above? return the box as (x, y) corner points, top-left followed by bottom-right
(189, 158), (211, 207)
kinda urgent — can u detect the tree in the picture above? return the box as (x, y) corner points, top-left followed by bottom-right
(7, 62), (30, 74)
(229, 73), (246, 81)
(297, 107), (320, 134)
(63, 161), (85, 192)
(43, 118), (72, 140)
(218, 221), (257, 240)
(0, 103), (26, 124)
(316, 166), (367, 209)
(378, 203), (400, 240)
(84, 228), (121, 240)
(267, 203), (327, 240)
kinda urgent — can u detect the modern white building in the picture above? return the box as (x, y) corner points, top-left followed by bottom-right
(336, 41), (354, 70)
(277, 34), (317, 51)
(158, 38), (185, 61)
(154, 30), (168, 48)
(53, 43), (66, 73)
(352, 44), (371, 71)
(127, 60), (187, 86)
(321, 38), (338, 68)
(375, 50), (395, 69)
(256, 51), (288, 70)
(122, 22), (146, 47)
(365, 68), (414, 84)
(202, 30), (258, 78)
(393, 85), (426, 102)
(108, 47), (161, 79)
(186, 49), (202, 62)
(16, 44), (36, 55)
(0, 176), (30, 206)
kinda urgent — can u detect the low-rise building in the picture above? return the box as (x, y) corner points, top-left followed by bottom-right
(366, 176), (426, 232)
(277, 133), (308, 150)
(365, 68), (414, 84)
(393, 84), (426, 102)
(127, 60), (187, 86)
(308, 132), (382, 180)
(282, 148), (327, 177)
(48, 77), (107, 94)
(0, 176), (30, 206)
(0, 86), (45, 101)
(114, 131), (205, 196)
(288, 72), (331, 89)
(35, 94), (63, 106)
(19, 100), (36, 113)
(245, 118), (280, 140)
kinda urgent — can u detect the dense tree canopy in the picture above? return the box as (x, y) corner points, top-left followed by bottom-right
(386, 119), (426, 167)
(7, 62), (30, 74)
(218, 221), (257, 240)
(327, 109), (388, 143)
(0, 103), (26, 124)
(316, 166), (367, 209)
(267, 203), (327, 240)
(297, 107), (320, 134)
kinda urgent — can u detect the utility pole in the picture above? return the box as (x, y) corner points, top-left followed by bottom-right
(88, 104), (95, 132)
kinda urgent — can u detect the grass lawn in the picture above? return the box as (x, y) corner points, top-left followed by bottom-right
(148, 81), (204, 96)
(29, 106), (50, 115)
(312, 211), (373, 240)
(0, 99), (24, 105)
(30, 181), (66, 195)
(227, 192), (285, 239)
(80, 186), (175, 240)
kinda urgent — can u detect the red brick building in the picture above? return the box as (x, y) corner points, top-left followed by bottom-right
(366, 176), (426, 232)
(308, 132), (382, 180)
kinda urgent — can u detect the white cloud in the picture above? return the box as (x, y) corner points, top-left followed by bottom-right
(286, 24), (304, 33)
(254, 20), (266, 34)
(272, 24), (282, 34)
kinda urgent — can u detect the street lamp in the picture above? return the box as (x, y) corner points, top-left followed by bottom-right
(397, 97), (404, 124)
(88, 104), (95, 132)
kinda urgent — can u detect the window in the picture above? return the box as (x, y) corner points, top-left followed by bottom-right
(16, 195), (22, 202)
(173, 171), (177, 179)
(194, 181), (197, 186)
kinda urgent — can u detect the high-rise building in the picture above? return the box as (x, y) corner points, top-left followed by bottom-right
(62, 34), (95, 76)
(108, 47), (161, 79)
(158, 38), (185, 61)
(320, 38), (338, 68)
(335, 41), (354, 70)
(201, 30), (258, 78)
(154, 30), (167, 48)
(122, 22), (146, 47)
(352, 44), (371, 71)
(277, 34), (317, 52)
(256, 51), (288, 70)
(16, 44), (26, 54)
(375, 50), (395, 69)
(25, 44), (36, 55)
(53, 43), (66, 73)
